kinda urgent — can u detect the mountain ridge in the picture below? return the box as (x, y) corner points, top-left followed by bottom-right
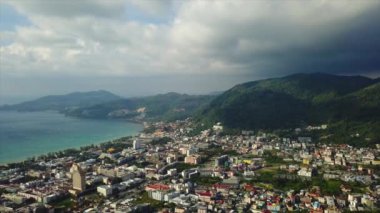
(64, 92), (214, 121)
(199, 72), (378, 128)
(2, 73), (379, 145)
(0, 90), (123, 112)
(196, 72), (380, 145)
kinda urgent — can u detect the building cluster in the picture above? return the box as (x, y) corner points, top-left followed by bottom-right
(0, 119), (379, 212)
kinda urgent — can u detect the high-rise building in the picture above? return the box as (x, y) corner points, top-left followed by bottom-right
(71, 163), (86, 192)
(133, 139), (142, 150)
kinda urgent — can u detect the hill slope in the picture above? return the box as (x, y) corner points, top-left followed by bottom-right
(0, 90), (122, 112)
(64, 92), (214, 121)
(198, 73), (379, 130)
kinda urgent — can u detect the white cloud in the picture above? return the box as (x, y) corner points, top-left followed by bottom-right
(1, 0), (380, 81)
(128, 0), (174, 17)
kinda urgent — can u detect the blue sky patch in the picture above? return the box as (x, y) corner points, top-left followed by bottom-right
(0, 3), (31, 31)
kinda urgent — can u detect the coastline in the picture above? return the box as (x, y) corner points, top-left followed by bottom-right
(0, 133), (141, 166)
(0, 110), (144, 165)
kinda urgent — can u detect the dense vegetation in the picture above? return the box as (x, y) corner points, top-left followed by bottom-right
(151, 137), (173, 146)
(197, 73), (380, 145)
(2, 73), (380, 146)
(249, 172), (366, 195)
(174, 163), (198, 172)
(0, 91), (215, 122)
(65, 92), (214, 121)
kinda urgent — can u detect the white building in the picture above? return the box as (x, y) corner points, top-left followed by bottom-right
(167, 168), (177, 176)
(212, 123), (223, 131)
(97, 185), (113, 197)
(133, 139), (143, 150)
(164, 192), (180, 201)
(151, 190), (167, 201)
(297, 168), (312, 177)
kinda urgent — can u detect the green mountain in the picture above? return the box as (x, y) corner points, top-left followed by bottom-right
(64, 92), (214, 121)
(197, 73), (380, 145)
(0, 90), (122, 112)
(2, 73), (379, 145)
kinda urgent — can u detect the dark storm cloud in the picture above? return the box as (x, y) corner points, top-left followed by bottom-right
(179, 1), (380, 78)
(267, 5), (380, 76)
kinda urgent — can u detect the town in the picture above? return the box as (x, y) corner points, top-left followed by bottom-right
(0, 119), (379, 212)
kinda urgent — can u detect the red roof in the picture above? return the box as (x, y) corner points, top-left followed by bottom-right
(213, 183), (231, 189)
(197, 191), (212, 197)
(244, 184), (256, 191)
(145, 184), (170, 191)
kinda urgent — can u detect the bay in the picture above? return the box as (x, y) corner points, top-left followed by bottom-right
(0, 111), (142, 164)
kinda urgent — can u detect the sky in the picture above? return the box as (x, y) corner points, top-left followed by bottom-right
(1, 0), (380, 104)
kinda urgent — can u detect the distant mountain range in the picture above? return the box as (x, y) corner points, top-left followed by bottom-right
(2, 73), (379, 145)
(64, 92), (214, 121)
(0, 90), (122, 112)
(0, 91), (215, 121)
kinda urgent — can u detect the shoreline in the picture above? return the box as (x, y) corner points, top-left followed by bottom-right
(0, 110), (145, 166)
(0, 132), (142, 166)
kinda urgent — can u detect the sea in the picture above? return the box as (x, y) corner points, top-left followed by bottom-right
(0, 111), (143, 164)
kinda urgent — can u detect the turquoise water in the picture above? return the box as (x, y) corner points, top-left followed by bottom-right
(0, 111), (142, 164)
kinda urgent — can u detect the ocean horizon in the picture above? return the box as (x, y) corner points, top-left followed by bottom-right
(0, 111), (143, 164)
